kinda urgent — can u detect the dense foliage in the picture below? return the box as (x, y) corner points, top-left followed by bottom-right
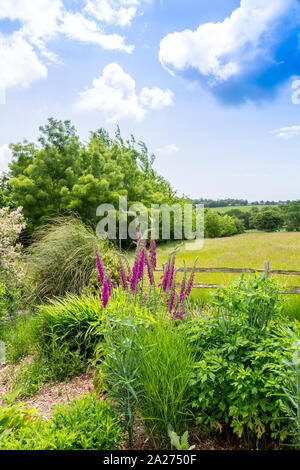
(0, 394), (124, 450)
(282, 201), (300, 232)
(6, 119), (177, 237)
(250, 208), (283, 232)
(204, 209), (244, 238)
(187, 276), (299, 445)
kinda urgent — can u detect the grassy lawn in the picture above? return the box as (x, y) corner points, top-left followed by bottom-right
(155, 231), (300, 319)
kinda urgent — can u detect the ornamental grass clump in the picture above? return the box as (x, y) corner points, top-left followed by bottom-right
(26, 216), (119, 303)
(135, 319), (196, 437)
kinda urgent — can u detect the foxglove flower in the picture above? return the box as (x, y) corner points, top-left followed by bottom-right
(95, 249), (105, 285)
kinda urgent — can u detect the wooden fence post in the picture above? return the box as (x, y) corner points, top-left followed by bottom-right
(264, 261), (271, 278)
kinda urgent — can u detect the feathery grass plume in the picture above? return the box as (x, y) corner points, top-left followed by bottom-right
(26, 216), (110, 302)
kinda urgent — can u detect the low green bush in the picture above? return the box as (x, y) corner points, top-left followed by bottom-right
(1, 394), (124, 450)
(211, 274), (284, 329)
(35, 293), (106, 359)
(185, 311), (299, 446)
(35, 289), (155, 359)
(0, 403), (37, 445)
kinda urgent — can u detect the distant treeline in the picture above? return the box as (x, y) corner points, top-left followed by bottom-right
(193, 198), (290, 208)
(204, 201), (300, 235)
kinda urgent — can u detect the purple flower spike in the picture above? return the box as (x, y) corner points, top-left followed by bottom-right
(163, 263), (170, 292)
(95, 249), (105, 285)
(120, 263), (127, 291)
(169, 289), (176, 313)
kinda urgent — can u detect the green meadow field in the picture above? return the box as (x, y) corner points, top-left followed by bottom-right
(155, 231), (300, 319)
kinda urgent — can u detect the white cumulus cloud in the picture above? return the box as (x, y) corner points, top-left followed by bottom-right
(0, 32), (48, 90)
(0, 0), (142, 97)
(0, 144), (12, 172)
(60, 12), (134, 53)
(76, 62), (174, 123)
(139, 86), (174, 109)
(85, 0), (135, 27)
(0, 0), (63, 40)
(85, 1), (151, 27)
(159, 0), (296, 83)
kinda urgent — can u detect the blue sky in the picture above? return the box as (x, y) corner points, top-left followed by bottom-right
(0, 0), (300, 201)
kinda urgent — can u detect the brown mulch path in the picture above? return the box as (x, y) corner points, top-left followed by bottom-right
(22, 374), (95, 419)
(0, 361), (94, 419)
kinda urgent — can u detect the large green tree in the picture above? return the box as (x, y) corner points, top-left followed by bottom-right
(250, 209), (283, 232)
(282, 201), (300, 231)
(7, 118), (177, 234)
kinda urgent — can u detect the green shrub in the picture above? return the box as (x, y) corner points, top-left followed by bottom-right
(35, 289), (155, 359)
(212, 274), (284, 329)
(0, 403), (37, 437)
(250, 208), (283, 232)
(204, 210), (243, 238)
(35, 293), (106, 359)
(11, 358), (52, 398)
(186, 312), (299, 446)
(51, 393), (124, 450)
(1, 394), (124, 450)
(25, 217), (119, 302)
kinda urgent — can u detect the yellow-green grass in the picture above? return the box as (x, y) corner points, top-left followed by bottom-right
(155, 232), (300, 320)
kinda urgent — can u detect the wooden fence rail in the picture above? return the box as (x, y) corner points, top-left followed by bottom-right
(156, 261), (300, 295)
